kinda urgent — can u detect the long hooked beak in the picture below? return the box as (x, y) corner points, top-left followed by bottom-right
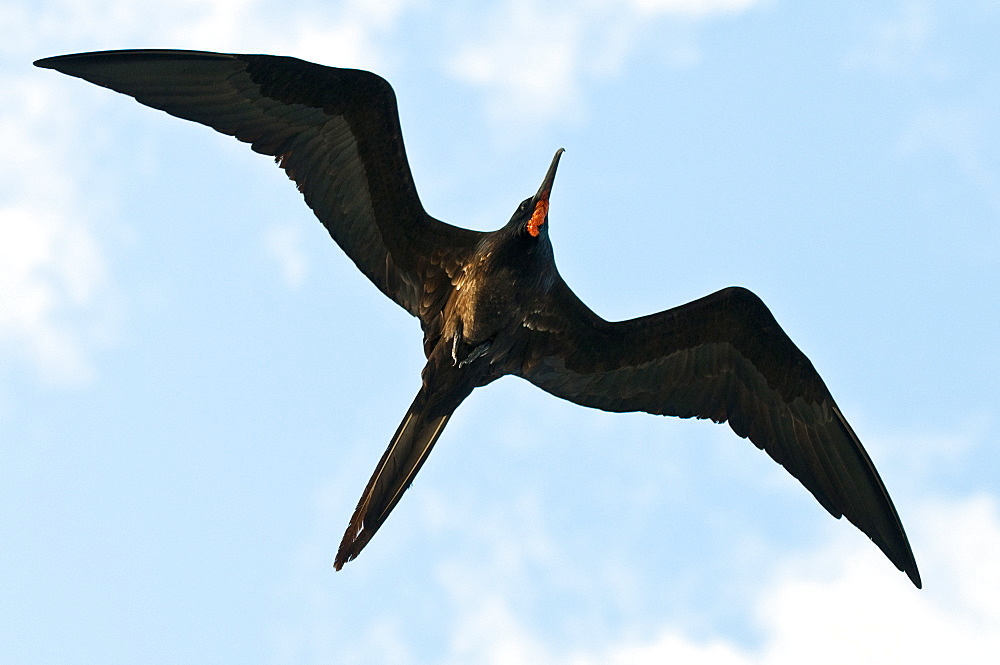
(534, 148), (565, 203)
(527, 149), (564, 237)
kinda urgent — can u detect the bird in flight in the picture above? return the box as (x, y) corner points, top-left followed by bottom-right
(36, 50), (920, 587)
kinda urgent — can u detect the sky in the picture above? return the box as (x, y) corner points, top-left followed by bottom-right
(2, 0), (999, 663)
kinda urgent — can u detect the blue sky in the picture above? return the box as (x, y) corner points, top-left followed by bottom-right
(3, 0), (999, 663)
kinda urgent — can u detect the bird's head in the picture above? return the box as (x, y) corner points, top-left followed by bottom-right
(510, 148), (564, 238)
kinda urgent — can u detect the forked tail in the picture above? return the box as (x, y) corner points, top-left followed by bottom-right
(335, 394), (452, 569)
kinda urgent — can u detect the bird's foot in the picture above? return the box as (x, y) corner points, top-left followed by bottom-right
(452, 337), (491, 367)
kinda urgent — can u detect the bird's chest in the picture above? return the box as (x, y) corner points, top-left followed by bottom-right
(451, 263), (522, 343)
(451, 244), (552, 339)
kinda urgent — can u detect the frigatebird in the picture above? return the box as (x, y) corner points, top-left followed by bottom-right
(35, 49), (921, 588)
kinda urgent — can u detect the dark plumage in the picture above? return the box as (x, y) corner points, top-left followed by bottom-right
(35, 49), (920, 587)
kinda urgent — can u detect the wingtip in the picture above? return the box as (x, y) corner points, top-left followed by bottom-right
(889, 518), (922, 589)
(34, 49), (239, 73)
(33, 52), (99, 73)
(33, 55), (59, 69)
(888, 538), (920, 588)
(33, 51), (103, 70)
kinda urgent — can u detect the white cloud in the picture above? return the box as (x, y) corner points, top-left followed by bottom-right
(0, 77), (111, 384)
(432, 494), (1000, 665)
(844, 1), (946, 78)
(899, 104), (1000, 215)
(0, 205), (106, 383)
(5, 0), (420, 384)
(163, 0), (414, 69)
(865, 418), (993, 490)
(842, 3), (1000, 230)
(268, 409), (1000, 665)
(11, 0), (408, 70)
(444, 595), (558, 665)
(739, 496), (1000, 664)
(448, 1), (588, 128)
(446, 0), (765, 132)
(916, 495), (1000, 629)
(263, 223), (309, 288)
(632, 0), (760, 18)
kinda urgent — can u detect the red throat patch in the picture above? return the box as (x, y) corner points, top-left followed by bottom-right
(527, 199), (549, 237)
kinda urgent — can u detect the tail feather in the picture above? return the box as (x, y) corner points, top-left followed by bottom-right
(335, 397), (452, 569)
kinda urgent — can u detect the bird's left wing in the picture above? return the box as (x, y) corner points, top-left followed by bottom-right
(517, 281), (921, 587)
(35, 50), (481, 325)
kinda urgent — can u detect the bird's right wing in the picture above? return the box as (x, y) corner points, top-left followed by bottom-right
(35, 50), (481, 325)
(517, 281), (921, 587)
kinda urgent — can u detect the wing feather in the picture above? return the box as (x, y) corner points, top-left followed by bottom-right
(35, 49), (480, 326)
(519, 282), (921, 587)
